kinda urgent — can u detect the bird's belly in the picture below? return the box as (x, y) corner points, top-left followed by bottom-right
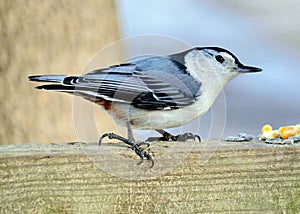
(110, 95), (212, 130)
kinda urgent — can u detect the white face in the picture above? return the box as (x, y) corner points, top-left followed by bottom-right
(200, 48), (240, 75)
(184, 48), (241, 85)
(184, 47), (261, 85)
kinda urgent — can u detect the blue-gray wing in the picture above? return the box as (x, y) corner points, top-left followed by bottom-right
(57, 56), (201, 110)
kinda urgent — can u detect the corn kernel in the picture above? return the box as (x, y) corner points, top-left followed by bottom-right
(296, 124), (300, 135)
(260, 130), (279, 140)
(261, 124), (272, 134)
(279, 126), (298, 139)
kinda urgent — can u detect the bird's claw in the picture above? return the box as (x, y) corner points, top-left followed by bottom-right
(99, 133), (129, 145)
(131, 144), (154, 168)
(99, 133), (154, 168)
(159, 132), (201, 142)
(176, 133), (201, 142)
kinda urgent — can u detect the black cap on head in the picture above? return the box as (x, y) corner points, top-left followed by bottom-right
(196, 47), (242, 65)
(196, 47), (262, 73)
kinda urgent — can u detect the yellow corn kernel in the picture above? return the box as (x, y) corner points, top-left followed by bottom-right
(261, 124), (272, 134)
(260, 130), (279, 140)
(279, 126), (298, 139)
(295, 124), (300, 134)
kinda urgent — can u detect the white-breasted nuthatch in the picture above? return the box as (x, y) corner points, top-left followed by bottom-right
(29, 47), (262, 167)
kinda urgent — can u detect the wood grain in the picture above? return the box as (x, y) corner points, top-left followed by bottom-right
(1, 140), (299, 213)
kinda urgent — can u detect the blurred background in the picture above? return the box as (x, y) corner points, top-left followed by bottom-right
(1, 0), (300, 144)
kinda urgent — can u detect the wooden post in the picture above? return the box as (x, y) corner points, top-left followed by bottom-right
(0, 0), (120, 144)
(1, 140), (299, 213)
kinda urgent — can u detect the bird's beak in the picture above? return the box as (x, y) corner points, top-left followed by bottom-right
(237, 64), (262, 73)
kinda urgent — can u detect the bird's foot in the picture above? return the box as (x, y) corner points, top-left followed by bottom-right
(99, 133), (154, 168)
(159, 131), (201, 142)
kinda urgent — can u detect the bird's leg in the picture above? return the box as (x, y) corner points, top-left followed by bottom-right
(155, 129), (201, 142)
(127, 121), (135, 143)
(99, 122), (154, 168)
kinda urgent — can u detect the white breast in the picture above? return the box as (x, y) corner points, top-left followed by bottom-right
(108, 85), (217, 130)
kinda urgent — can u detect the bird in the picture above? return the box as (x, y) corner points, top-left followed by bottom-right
(28, 47), (262, 167)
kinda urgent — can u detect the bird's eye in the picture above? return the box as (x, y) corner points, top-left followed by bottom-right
(215, 55), (225, 63)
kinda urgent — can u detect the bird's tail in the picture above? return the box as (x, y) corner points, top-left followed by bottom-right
(28, 75), (77, 92)
(28, 75), (66, 83)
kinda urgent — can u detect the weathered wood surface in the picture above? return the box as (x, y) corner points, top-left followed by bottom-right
(1, 140), (299, 213)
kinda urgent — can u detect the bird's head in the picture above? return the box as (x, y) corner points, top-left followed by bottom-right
(183, 47), (262, 82)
